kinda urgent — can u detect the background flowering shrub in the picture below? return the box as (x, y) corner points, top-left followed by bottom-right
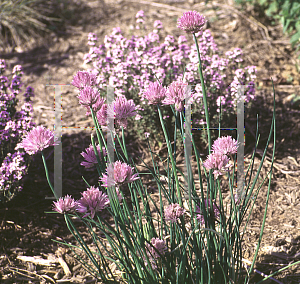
(82, 11), (257, 147)
(0, 59), (36, 203)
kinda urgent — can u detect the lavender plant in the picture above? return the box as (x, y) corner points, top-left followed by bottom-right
(0, 59), (36, 203)
(82, 10), (257, 148)
(21, 10), (300, 284)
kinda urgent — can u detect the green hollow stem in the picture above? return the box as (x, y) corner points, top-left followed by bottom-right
(41, 151), (58, 200)
(193, 33), (212, 153)
(157, 105), (182, 207)
(90, 108), (110, 164)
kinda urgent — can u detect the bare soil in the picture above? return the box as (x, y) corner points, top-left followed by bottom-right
(1, 0), (300, 283)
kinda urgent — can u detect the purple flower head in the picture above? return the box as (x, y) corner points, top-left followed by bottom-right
(71, 70), (97, 89)
(77, 186), (110, 218)
(100, 161), (140, 187)
(77, 86), (101, 107)
(85, 96), (106, 116)
(21, 125), (58, 155)
(203, 152), (232, 179)
(23, 86), (35, 102)
(10, 76), (23, 93)
(163, 79), (190, 112)
(0, 75), (9, 90)
(53, 195), (78, 214)
(212, 136), (239, 156)
(96, 103), (107, 126)
(177, 11), (207, 34)
(147, 237), (167, 259)
(196, 199), (220, 225)
(164, 203), (185, 223)
(107, 96), (137, 129)
(80, 144), (107, 169)
(142, 81), (167, 105)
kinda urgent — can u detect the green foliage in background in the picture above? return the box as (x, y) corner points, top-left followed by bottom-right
(234, 0), (300, 53)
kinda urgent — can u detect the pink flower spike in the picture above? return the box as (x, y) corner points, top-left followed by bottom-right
(53, 195), (78, 214)
(77, 86), (100, 107)
(21, 126), (58, 155)
(77, 186), (110, 218)
(71, 70), (97, 89)
(164, 203), (185, 222)
(100, 161), (140, 188)
(177, 11), (207, 34)
(80, 144), (107, 169)
(142, 81), (167, 105)
(212, 136), (239, 156)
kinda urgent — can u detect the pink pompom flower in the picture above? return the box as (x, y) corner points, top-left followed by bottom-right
(71, 70), (97, 89)
(144, 237), (167, 269)
(77, 86), (102, 108)
(100, 161), (140, 188)
(77, 186), (110, 218)
(147, 237), (167, 259)
(53, 195), (78, 214)
(203, 152), (232, 179)
(107, 96), (137, 129)
(96, 103), (108, 126)
(80, 144), (107, 169)
(164, 203), (185, 223)
(142, 81), (167, 105)
(212, 136), (239, 156)
(177, 11), (207, 34)
(162, 79), (190, 112)
(21, 125), (58, 155)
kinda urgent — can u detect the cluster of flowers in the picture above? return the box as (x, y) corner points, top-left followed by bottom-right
(82, 10), (257, 138)
(19, 121), (169, 267)
(18, 12), (248, 276)
(0, 59), (35, 203)
(203, 135), (239, 178)
(71, 70), (137, 129)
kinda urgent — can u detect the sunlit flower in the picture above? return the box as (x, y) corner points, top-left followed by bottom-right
(162, 78), (191, 112)
(53, 195), (78, 214)
(100, 161), (140, 187)
(142, 81), (167, 105)
(203, 152), (232, 179)
(107, 96), (137, 129)
(177, 11), (207, 34)
(77, 86), (101, 107)
(21, 125), (57, 155)
(96, 103), (107, 126)
(77, 186), (110, 218)
(71, 70), (97, 89)
(212, 136), (239, 156)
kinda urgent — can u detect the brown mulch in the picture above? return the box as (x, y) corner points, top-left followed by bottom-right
(1, 0), (300, 283)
